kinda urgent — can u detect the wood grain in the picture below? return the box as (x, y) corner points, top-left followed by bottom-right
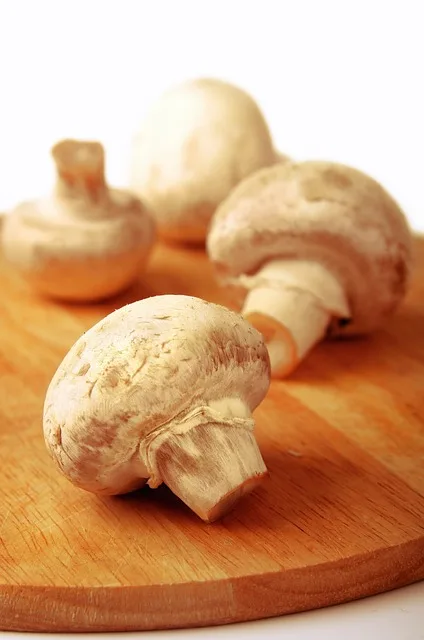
(0, 236), (423, 632)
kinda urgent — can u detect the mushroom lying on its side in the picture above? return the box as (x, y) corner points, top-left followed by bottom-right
(129, 77), (280, 243)
(43, 295), (270, 523)
(1, 139), (156, 302)
(207, 161), (412, 377)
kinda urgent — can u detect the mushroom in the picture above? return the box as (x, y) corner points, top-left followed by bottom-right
(129, 77), (278, 244)
(0, 139), (156, 302)
(207, 160), (412, 377)
(43, 295), (270, 522)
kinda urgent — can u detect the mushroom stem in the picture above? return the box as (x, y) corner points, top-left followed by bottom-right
(52, 139), (107, 201)
(241, 260), (351, 377)
(154, 422), (267, 523)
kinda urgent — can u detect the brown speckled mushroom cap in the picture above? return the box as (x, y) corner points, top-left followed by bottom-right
(43, 295), (270, 522)
(129, 78), (277, 243)
(207, 161), (412, 335)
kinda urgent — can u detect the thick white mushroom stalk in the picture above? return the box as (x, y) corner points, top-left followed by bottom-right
(141, 403), (266, 522)
(239, 259), (350, 377)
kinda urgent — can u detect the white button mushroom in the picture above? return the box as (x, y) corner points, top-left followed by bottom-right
(43, 295), (270, 522)
(129, 78), (278, 244)
(207, 161), (412, 378)
(1, 139), (156, 302)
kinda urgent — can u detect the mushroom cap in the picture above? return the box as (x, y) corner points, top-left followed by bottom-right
(43, 295), (270, 494)
(207, 161), (412, 335)
(1, 188), (156, 300)
(129, 77), (276, 241)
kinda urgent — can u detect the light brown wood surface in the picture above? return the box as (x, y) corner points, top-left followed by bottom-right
(0, 236), (423, 633)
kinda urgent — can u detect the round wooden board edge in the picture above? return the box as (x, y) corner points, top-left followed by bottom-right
(1, 536), (423, 633)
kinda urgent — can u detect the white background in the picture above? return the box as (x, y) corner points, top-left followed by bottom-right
(0, 1), (423, 638)
(0, 0), (423, 231)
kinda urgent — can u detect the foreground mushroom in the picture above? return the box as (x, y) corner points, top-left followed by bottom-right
(43, 295), (270, 522)
(1, 139), (156, 302)
(129, 77), (278, 243)
(207, 161), (412, 377)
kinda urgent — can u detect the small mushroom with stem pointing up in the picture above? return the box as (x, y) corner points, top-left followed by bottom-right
(207, 161), (412, 378)
(43, 295), (271, 522)
(1, 139), (156, 302)
(129, 77), (279, 244)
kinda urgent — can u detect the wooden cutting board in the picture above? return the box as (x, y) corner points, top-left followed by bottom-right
(1, 236), (423, 633)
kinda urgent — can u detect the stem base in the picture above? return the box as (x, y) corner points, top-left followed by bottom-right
(155, 423), (267, 523)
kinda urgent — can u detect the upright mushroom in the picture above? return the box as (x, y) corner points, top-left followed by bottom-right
(43, 295), (270, 522)
(207, 161), (412, 377)
(129, 77), (278, 243)
(1, 139), (156, 302)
